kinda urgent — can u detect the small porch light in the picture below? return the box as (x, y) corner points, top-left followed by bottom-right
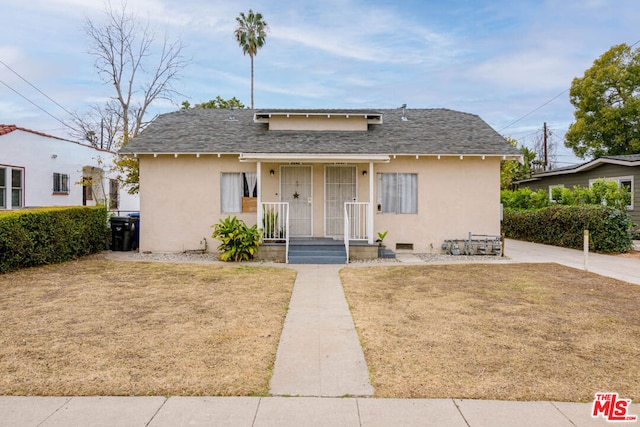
(270, 169), (275, 176)
(362, 170), (367, 176)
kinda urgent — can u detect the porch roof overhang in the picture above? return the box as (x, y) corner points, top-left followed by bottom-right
(238, 153), (391, 163)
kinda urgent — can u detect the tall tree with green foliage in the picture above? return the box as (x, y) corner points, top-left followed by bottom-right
(565, 43), (640, 159)
(234, 9), (268, 109)
(181, 96), (245, 109)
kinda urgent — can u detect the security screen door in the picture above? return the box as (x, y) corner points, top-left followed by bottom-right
(280, 166), (313, 237)
(325, 165), (357, 238)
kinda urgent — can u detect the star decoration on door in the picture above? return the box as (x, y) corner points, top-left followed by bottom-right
(292, 191), (300, 199)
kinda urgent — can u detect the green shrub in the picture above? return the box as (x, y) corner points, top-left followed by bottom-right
(0, 206), (109, 273)
(211, 216), (261, 262)
(503, 205), (632, 253)
(505, 179), (631, 210)
(501, 188), (549, 210)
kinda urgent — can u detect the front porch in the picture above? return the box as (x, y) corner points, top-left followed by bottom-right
(238, 155), (388, 264)
(255, 238), (381, 264)
(256, 201), (380, 264)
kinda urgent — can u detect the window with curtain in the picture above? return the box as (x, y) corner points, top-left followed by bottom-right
(53, 173), (70, 194)
(377, 173), (418, 214)
(221, 172), (257, 213)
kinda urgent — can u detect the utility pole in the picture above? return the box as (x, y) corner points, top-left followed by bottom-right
(543, 122), (548, 171)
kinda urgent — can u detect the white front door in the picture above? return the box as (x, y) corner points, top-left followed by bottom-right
(280, 165), (313, 237)
(325, 165), (357, 238)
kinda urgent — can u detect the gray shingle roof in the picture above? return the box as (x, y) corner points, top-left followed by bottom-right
(121, 108), (521, 156)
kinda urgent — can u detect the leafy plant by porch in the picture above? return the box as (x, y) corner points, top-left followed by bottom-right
(376, 231), (388, 246)
(211, 216), (261, 261)
(262, 206), (282, 239)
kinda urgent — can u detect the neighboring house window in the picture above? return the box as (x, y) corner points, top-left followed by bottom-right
(376, 173), (418, 214)
(549, 184), (564, 202)
(619, 178), (633, 210)
(589, 176), (634, 210)
(221, 172), (257, 213)
(0, 167), (5, 209)
(12, 168), (23, 209)
(52, 173), (70, 194)
(109, 179), (119, 210)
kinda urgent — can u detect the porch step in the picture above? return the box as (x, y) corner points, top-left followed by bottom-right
(288, 240), (347, 264)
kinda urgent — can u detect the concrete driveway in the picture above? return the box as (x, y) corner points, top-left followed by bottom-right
(504, 239), (640, 285)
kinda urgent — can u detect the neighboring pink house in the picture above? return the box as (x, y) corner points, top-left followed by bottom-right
(121, 107), (520, 262)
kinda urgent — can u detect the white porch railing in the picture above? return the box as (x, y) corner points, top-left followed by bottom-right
(344, 202), (371, 263)
(260, 202), (290, 263)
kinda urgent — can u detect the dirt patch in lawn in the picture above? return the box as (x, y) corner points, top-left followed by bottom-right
(0, 258), (295, 396)
(341, 263), (640, 402)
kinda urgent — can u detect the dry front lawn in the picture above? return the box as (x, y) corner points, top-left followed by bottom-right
(341, 263), (640, 402)
(0, 258), (295, 396)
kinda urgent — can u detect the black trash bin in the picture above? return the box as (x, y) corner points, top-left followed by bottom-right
(128, 212), (140, 250)
(110, 216), (136, 251)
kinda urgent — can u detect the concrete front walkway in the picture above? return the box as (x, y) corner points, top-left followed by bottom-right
(269, 264), (374, 397)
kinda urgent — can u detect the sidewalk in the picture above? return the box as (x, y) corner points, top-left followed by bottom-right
(1, 395), (627, 426)
(2, 242), (639, 426)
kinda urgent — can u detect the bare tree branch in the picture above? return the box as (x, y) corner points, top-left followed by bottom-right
(77, 1), (188, 194)
(84, 1), (188, 145)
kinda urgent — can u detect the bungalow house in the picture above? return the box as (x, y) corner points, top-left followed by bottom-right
(120, 107), (521, 262)
(0, 124), (139, 212)
(516, 154), (640, 224)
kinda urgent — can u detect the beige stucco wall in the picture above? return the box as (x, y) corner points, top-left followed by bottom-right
(138, 154), (501, 254)
(268, 115), (367, 131)
(373, 156), (501, 252)
(139, 154), (257, 252)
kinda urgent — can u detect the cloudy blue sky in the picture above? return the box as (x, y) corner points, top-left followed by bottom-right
(1, 0), (639, 165)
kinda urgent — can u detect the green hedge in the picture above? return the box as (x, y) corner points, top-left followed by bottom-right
(0, 206), (109, 273)
(502, 205), (633, 253)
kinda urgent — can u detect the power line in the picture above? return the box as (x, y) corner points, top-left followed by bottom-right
(0, 78), (77, 133)
(0, 59), (76, 119)
(499, 37), (640, 134)
(498, 89), (569, 133)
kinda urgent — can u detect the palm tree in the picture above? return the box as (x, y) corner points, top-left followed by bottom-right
(234, 9), (268, 109)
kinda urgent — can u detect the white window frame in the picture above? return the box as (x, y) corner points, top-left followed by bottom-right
(589, 176), (634, 210)
(0, 167), (5, 209)
(11, 168), (23, 209)
(548, 184), (564, 202)
(376, 172), (418, 214)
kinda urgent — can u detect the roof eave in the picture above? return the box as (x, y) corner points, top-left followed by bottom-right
(531, 157), (640, 179)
